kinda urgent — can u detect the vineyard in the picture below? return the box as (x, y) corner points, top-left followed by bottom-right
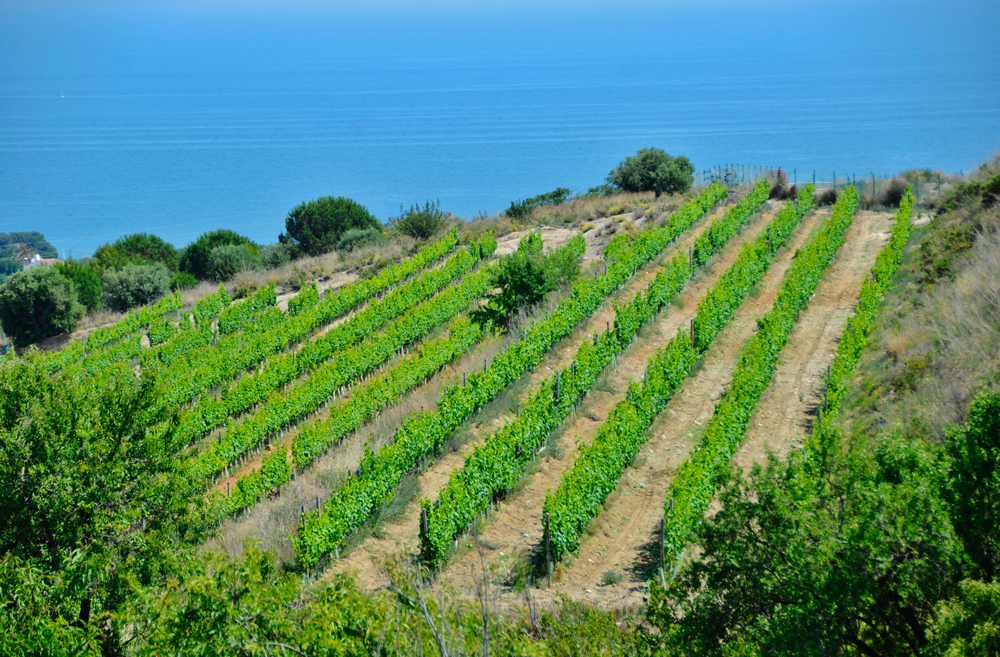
(8, 172), (954, 641)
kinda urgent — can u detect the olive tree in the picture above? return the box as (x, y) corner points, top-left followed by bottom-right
(0, 267), (84, 346)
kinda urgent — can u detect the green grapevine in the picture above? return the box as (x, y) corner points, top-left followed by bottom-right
(662, 186), (859, 563)
(420, 183), (771, 567)
(294, 185), (727, 566)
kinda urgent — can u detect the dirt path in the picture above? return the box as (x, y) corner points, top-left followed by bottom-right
(327, 200), (770, 591)
(471, 206), (829, 610)
(732, 210), (895, 469)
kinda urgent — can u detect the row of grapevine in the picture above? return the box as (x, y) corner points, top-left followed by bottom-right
(85, 292), (183, 351)
(217, 284), (277, 334)
(693, 185), (815, 350)
(185, 263), (498, 480)
(152, 306), (286, 369)
(419, 183), (770, 567)
(691, 179), (770, 268)
(288, 282), (319, 317)
(193, 285), (233, 327)
(40, 293), (183, 374)
(153, 230), (473, 413)
(661, 185), (859, 563)
(148, 315), (179, 346)
(171, 235), (496, 445)
(807, 187), (913, 453)
(541, 187), (814, 560)
(213, 317), (488, 517)
(293, 185), (728, 567)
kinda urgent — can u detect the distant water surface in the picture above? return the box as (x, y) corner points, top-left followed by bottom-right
(1, 2), (998, 255)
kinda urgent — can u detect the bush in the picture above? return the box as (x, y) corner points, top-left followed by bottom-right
(817, 187), (839, 206)
(505, 199), (535, 222)
(258, 242), (292, 269)
(526, 188), (572, 206)
(169, 271), (198, 291)
(983, 174), (1000, 208)
(54, 260), (103, 311)
(208, 244), (261, 282)
(394, 199), (447, 239)
(584, 183), (617, 197)
(94, 233), (180, 272)
(337, 227), (389, 252)
(0, 267), (84, 346)
(179, 229), (257, 280)
(102, 263), (171, 312)
(282, 196), (380, 256)
(608, 148), (694, 196)
(880, 179), (908, 207)
(472, 232), (581, 329)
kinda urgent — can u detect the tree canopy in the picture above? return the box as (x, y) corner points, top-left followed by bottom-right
(281, 196), (381, 256)
(179, 229), (257, 280)
(0, 356), (207, 653)
(0, 267), (84, 346)
(608, 148), (694, 196)
(94, 233), (180, 272)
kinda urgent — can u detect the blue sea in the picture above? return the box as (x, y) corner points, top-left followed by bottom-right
(1, 1), (998, 257)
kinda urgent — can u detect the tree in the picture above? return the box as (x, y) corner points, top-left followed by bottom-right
(179, 229), (257, 280)
(652, 155), (695, 196)
(649, 431), (967, 656)
(207, 244), (260, 282)
(282, 196), (380, 257)
(472, 232), (580, 330)
(945, 385), (1000, 581)
(93, 233), (180, 273)
(608, 148), (694, 196)
(0, 356), (208, 654)
(0, 231), (57, 260)
(54, 260), (103, 312)
(394, 200), (447, 240)
(0, 267), (84, 346)
(928, 579), (1000, 657)
(102, 262), (171, 312)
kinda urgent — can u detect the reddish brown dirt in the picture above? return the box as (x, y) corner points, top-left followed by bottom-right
(324, 199), (762, 590)
(431, 205), (826, 608)
(732, 210), (895, 469)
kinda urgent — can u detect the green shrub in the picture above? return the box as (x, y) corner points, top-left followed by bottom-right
(983, 174), (1000, 208)
(585, 183), (617, 197)
(526, 187), (572, 206)
(472, 231), (581, 329)
(179, 229), (257, 280)
(169, 271), (198, 291)
(609, 148), (694, 196)
(94, 233), (180, 272)
(258, 242), (292, 269)
(54, 260), (103, 311)
(395, 199), (447, 239)
(337, 227), (388, 252)
(207, 244), (260, 282)
(282, 196), (380, 256)
(0, 267), (84, 346)
(102, 262), (171, 312)
(505, 199), (535, 222)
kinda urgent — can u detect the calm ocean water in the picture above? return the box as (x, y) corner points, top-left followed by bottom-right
(1, 2), (998, 256)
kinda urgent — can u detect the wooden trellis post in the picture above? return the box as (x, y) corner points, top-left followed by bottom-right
(544, 513), (553, 587)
